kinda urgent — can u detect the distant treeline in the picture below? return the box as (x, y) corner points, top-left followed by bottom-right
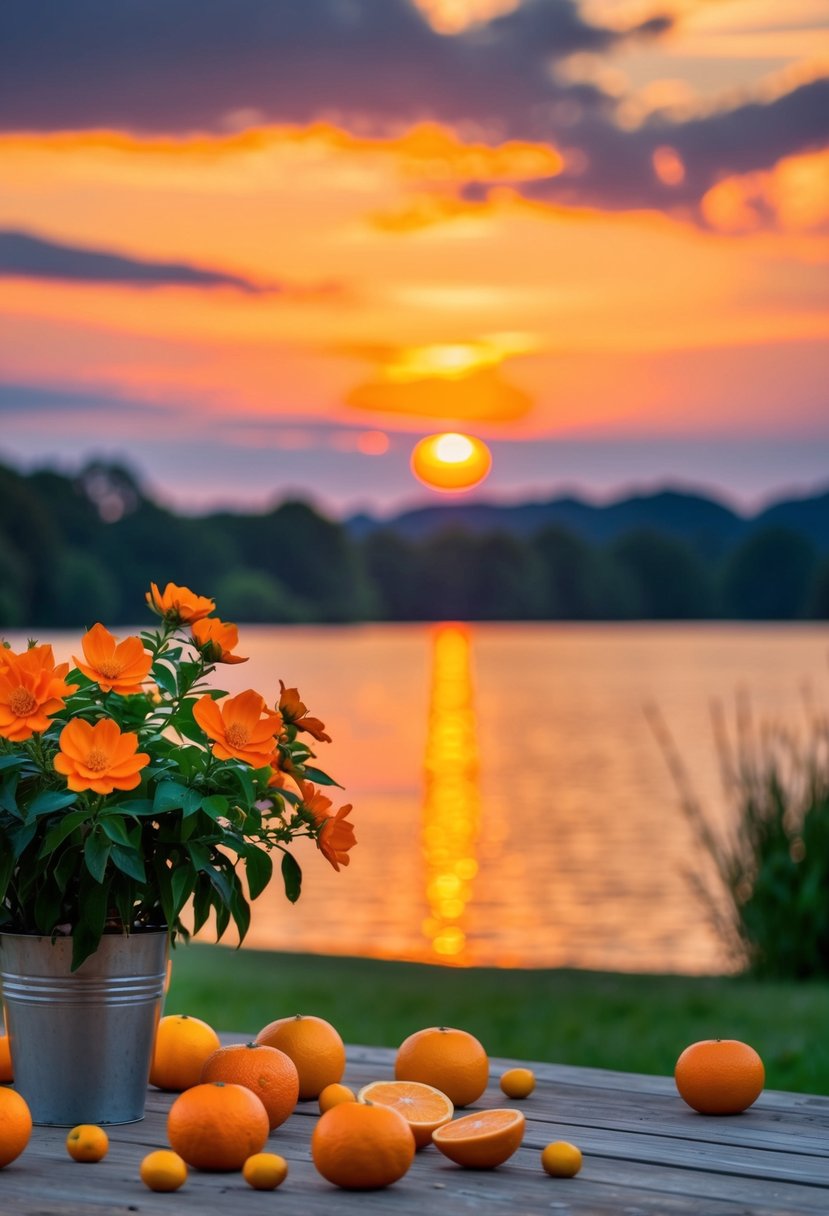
(1, 459), (828, 627)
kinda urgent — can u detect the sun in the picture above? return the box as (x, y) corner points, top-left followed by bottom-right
(410, 432), (493, 492)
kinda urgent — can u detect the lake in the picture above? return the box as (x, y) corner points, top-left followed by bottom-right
(8, 623), (828, 974)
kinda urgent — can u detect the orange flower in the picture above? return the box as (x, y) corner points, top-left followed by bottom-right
(317, 804), (357, 872)
(277, 681), (331, 742)
(0, 645), (78, 742)
(54, 717), (150, 795)
(191, 618), (248, 665)
(74, 623), (152, 694)
(146, 581), (215, 624)
(193, 690), (283, 767)
(295, 778), (334, 824)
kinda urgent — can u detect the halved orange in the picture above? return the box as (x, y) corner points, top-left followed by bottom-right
(432, 1108), (525, 1169)
(357, 1080), (453, 1149)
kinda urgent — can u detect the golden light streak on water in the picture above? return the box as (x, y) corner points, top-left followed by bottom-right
(421, 623), (481, 963)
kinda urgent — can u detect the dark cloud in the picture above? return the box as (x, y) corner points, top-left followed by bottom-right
(0, 0), (663, 138)
(0, 0), (824, 217)
(0, 381), (167, 417)
(0, 229), (263, 291)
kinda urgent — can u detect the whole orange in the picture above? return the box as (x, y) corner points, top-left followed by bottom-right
(167, 1081), (269, 1171)
(0, 1088), (31, 1168)
(200, 1041), (299, 1129)
(149, 1014), (221, 1091)
(0, 1035), (13, 1083)
(66, 1124), (109, 1163)
(674, 1039), (765, 1115)
(140, 1149), (188, 1192)
(311, 1100), (415, 1189)
(395, 1026), (488, 1107)
(256, 1014), (346, 1101)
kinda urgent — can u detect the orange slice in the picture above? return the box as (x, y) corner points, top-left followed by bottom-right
(357, 1080), (453, 1149)
(432, 1108), (525, 1169)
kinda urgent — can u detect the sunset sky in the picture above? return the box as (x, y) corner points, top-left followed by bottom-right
(1, 0), (827, 517)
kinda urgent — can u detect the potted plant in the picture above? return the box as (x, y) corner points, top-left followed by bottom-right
(0, 581), (355, 1124)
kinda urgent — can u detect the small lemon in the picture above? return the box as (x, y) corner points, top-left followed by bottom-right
(65, 1124), (108, 1163)
(500, 1067), (535, 1098)
(243, 1152), (289, 1190)
(140, 1149), (188, 1192)
(542, 1140), (582, 1177)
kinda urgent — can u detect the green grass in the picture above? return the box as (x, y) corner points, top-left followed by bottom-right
(166, 944), (829, 1096)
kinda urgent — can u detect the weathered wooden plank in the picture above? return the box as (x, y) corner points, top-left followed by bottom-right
(3, 1042), (829, 1216)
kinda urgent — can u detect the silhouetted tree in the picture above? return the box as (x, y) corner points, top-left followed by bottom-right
(722, 527), (818, 619)
(611, 530), (716, 619)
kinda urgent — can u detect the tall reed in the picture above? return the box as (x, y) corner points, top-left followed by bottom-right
(647, 694), (829, 979)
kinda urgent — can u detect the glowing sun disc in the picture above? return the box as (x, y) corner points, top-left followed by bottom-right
(411, 432), (492, 492)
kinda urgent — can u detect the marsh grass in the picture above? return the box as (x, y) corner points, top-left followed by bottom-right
(648, 695), (829, 980)
(166, 944), (829, 1095)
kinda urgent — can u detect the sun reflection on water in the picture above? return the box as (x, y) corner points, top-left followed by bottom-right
(421, 622), (480, 963)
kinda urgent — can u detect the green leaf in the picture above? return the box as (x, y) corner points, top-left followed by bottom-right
(229, 881), (251, 942)
(54, 845), (81, 894)
(38, 807), (93, 857)
(84, 831), (111, 884)
(186, 841), (212, 871)
(71, 872), (110, 971)
(0, 755), (24, 772)
(214, 896), (231, 939)
(301, 766), (343, 788)
(281, 852), (302, 903)
(192, 876), (212, 935)
(245, 846), (273, 900)
(0, 831), (15, 903)
(153, 781), (192, 815)
(100, 815), (132, 846)
(111, 845), (147, 883)
(233, 764), (255, 806)
(27, 789), (78, 819)
(0, 773), (20, 816)
(171, 865), (195, 917)
(10, 819), (38, 858)
(200, 795), (229, 821)
(152, 661), (178, 698)
(108, 798), (155, 817)
(34, 879), (64, 935)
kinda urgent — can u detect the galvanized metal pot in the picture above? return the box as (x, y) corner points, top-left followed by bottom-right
(0, 929), (168, 1125)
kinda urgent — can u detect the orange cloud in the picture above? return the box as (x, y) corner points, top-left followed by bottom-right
(702, 147), (829, 234)
(347, 365), (532, 423)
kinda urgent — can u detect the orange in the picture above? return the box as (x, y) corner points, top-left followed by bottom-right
(200, 1041), (299, 1130)
(395, 1026), (488, 1107)
(242, 1152), (289, 1190)
(0, 1035), (12, 1083)
(140, 1149), (188, 1191)
(319, 1083), (356, 1113)
(256, 1014), (346, 1101)
(0, 1088), (31, 1168)
(149, 1013), (221, 1091)
(357, 1079), (453, 1149)
(167, 1081), (269, 1171)
(674, 1039), (765, 1115)
(312, 1100), (415, 1189)
(542, 1140), (582, 1177)
(500, 1068), (535, 1099)
(66, 1124), (108, 1163)
(432, 1109), (525, 1169)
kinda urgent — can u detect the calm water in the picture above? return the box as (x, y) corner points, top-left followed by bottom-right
(12, 623), (829, 974)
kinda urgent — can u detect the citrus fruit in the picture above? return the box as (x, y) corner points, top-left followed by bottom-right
(311, 1100), (416, 1189)
(0, 1088), (31, 1168)
(149, 1014), (221, 1091)
(432, 1108), (525, 1169)
(66, 1124), (109, 1163)
(140, 1149), (188, 1191)
(256, 1014), (346, 1101)
(200, 1041), (299, 1129)
(542, 1140), (582, 1177)
(167, 1081), (269, 1171)
(0, 1036), (13, 1083)
(674, 1039), (765, 1115)
(500, 1067), (535, 1099)
(243, 1152), (289, 1190)
(395, 1026), (488, 1107)
(357, 1079), (453, 1149)
(319, 1083), (357, 1113)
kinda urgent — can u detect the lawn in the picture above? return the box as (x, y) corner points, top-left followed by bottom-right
(166, 944), (829, 1096)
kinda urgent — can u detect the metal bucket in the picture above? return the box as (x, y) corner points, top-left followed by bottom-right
(0, 930), (168, 1125)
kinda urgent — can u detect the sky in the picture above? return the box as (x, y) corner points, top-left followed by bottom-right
(1, 0), (827, 519)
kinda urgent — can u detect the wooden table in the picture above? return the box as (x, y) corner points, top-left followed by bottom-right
(3, 1042), (828, 1215)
